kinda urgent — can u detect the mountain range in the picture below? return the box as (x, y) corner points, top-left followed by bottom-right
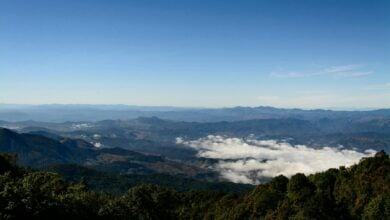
(1, 104), (390, 122)
(0, 128), (212, 178)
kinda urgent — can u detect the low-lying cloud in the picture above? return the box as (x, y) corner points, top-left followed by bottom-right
(176, 135), (376, 184)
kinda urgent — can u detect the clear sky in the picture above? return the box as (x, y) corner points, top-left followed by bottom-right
(1, 0), (389, 108)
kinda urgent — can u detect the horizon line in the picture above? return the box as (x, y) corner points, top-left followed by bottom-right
(0, 103), (388, 112)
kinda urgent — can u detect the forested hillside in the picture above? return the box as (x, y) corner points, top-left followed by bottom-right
(0, 151), (388, 219)
(0, 128), (213, 179)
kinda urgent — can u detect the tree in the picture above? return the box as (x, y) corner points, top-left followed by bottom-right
(362, 193), (390, 220)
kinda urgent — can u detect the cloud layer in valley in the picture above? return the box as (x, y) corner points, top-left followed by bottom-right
(177, 135), (376, 184)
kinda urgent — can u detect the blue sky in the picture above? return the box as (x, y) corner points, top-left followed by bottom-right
(1, 0), (389, 108)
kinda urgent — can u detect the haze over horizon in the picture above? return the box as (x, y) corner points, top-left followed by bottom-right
(1, 0), (389, 108)
(0, 102), (388, 111)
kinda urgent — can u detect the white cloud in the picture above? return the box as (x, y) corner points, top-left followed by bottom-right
(256, 95), (280, 102)
(71, 123), (93, 129)
(270, 64), (372, 79)
(93, 142), (103, 148)
(364, 83), (390, 90)
(178, 135), (376, 184)
(269, 72), (306, 78)
(323, 64), (363, 73)
(332, 71), (372, 79)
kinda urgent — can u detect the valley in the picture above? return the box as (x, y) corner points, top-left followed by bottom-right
(1, 106), (389, 185)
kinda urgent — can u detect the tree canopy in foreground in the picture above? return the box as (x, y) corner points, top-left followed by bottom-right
(0, 151), (389, 220)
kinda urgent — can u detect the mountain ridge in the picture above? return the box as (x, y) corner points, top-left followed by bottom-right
(1, 104), (390, 122)
(0, 128), (214, 179)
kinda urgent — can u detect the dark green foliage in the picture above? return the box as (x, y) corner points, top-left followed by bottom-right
(227, 176), (290, 219)
(44, 164), (253, 195)
(0, 151), (389, 219)
(0, 153), (17, 175)
(99, 185), (181, 220)
(362, 193), (390, 220)
(287, 173), (315, 203)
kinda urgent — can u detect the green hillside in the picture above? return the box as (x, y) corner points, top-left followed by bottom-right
(0, 150), (388, 219)
(0, 128), (213, 178)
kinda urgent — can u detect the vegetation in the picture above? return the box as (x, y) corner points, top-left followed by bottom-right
(0, 151), (389, 219)
(0, 128), (214, 179)
(43, 164), (253, 195)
